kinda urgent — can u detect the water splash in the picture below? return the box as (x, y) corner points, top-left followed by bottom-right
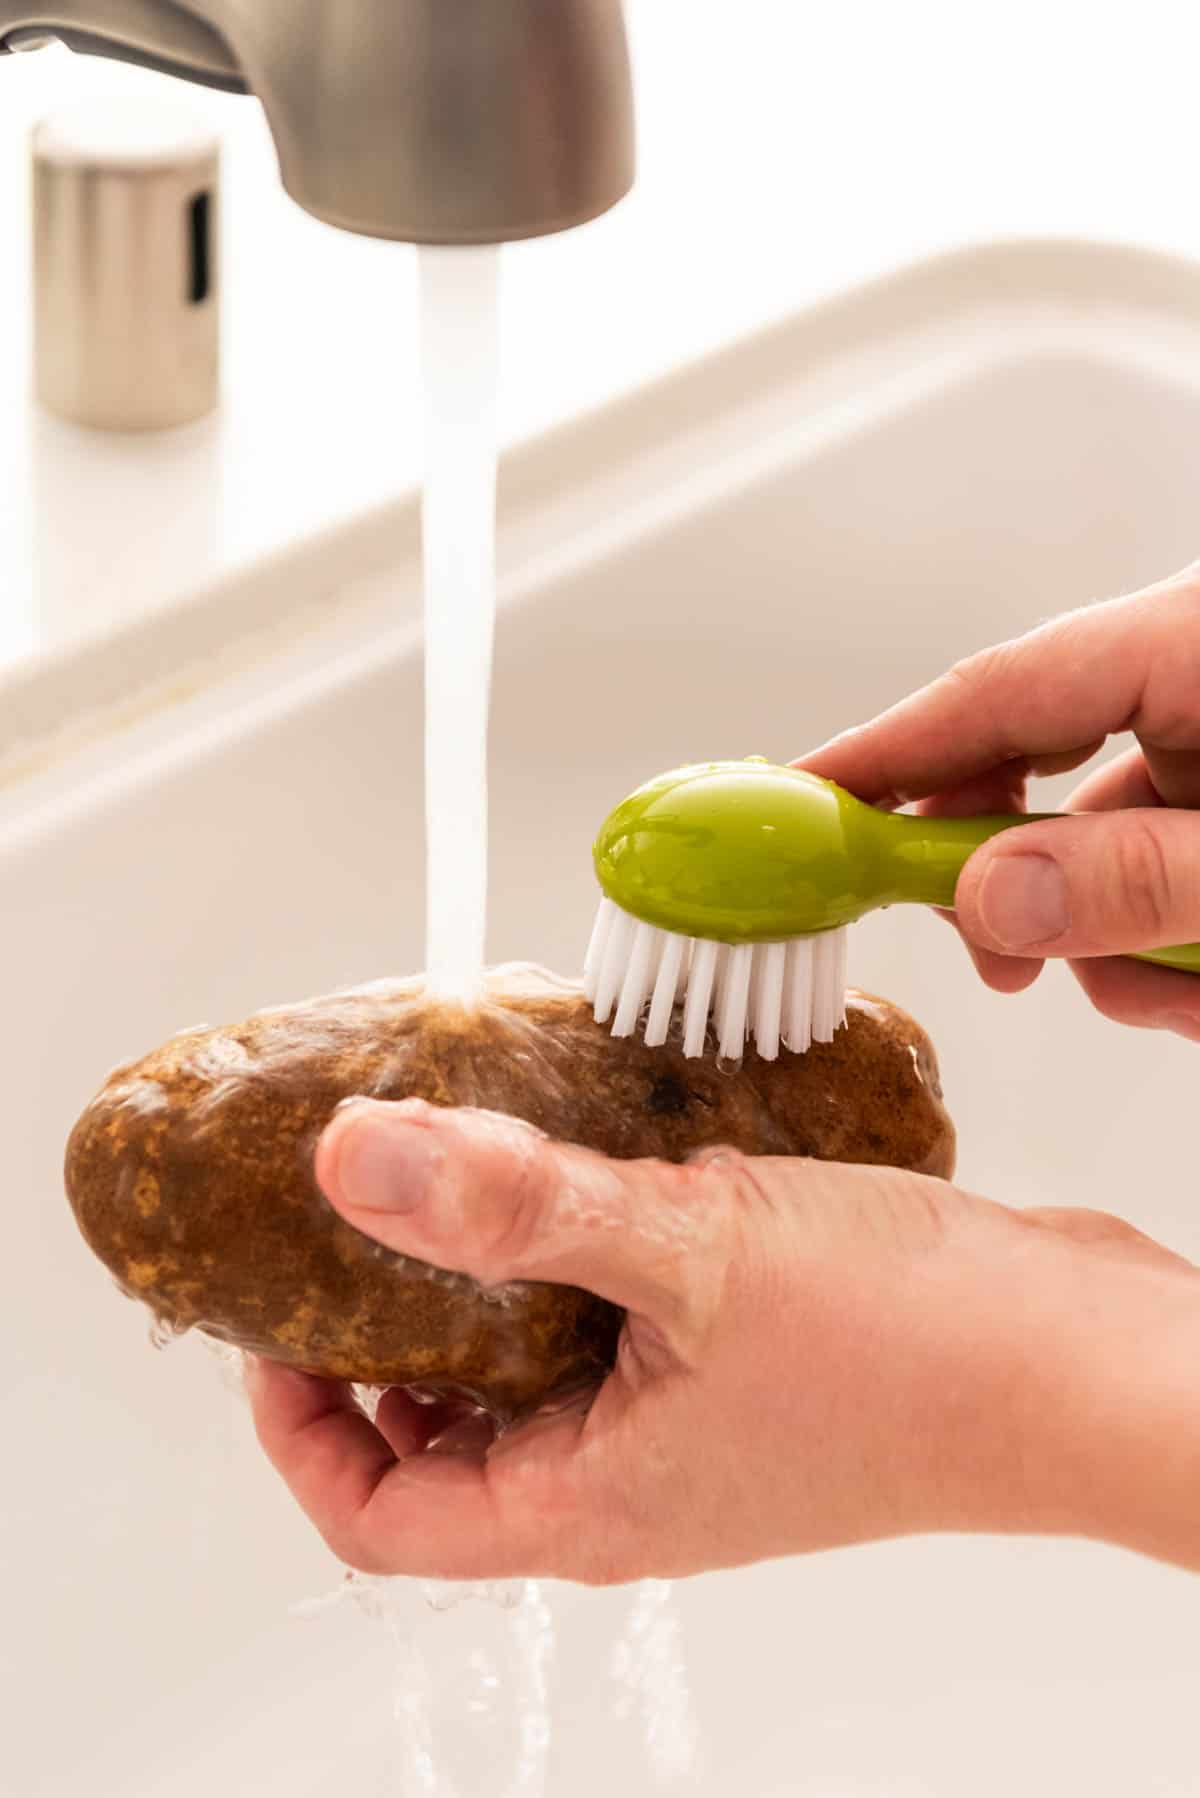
(147, 1316), (180, 1351)
(423, 1580), (523, 1616)
(610, 1581), (702, 1783)
(202, 1337), (246, 1393)
(388, 1624), (441, 1797)
(508, 1581), (555, 1795)
(207, 1322), (697, 1788)
(294, 1572), (555, 1797)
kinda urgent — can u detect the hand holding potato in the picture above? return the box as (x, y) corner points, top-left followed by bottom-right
(249, 1098), (1200, 1583)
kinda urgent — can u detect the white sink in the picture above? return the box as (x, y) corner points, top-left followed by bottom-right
(6, 241), (1200, 1797)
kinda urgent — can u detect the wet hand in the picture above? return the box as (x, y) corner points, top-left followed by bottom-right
(800, 563), (1200, 1039)
(246, 1099), (1200, 1583)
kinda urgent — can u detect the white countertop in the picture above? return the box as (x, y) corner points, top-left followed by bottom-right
(3, 0), (1200, 692)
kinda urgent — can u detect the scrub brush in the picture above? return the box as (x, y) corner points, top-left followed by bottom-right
(584, 759), (1200, 1061)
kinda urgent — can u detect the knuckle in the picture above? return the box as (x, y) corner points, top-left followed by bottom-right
(468, 1131), (557, 1282)
(689, 1145), (772, 1220)
(942, 648), (999, 715)
(324, 1524), (394, 1578)
(935, 638), (1035, 769)
(683, 1149), (773, 1279)
(1106, 818), (1175, 939)
(1143, 565), (1200, 619)
(1089, 982), (1137, 1027)
(686, 1149), (803, 1333)
(1132, 579), (1200, 745)
(1074, 963), (1153, 1030)
(1026, 1204), (1127, 1240)
(943, 639), (1022, 713)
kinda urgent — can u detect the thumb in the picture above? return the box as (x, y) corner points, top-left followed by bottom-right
(314, 1098), (729, 1334)
(956, 809), (1200, 960)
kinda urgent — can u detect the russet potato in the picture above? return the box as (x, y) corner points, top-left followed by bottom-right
(65, 965), (955, 1419)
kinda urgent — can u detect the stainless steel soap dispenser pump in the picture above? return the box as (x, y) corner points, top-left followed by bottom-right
(1, 0), (636, 244)
(33, 101), (220, 430)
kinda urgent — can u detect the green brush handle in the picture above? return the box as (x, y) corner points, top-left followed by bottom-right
(594, 761), (1200, 972)
(875, 809), (1200, 974)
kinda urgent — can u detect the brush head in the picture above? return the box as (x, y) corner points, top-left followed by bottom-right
(584, 901), (848, 1060)
(587, 761), (856, 1060)
(592, 760), (878, 941)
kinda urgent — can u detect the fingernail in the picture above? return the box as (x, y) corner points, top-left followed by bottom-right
(333, 1093), (375, 1117)
(325, 1104), (444, 1214)
(977, 854), (1070, 948)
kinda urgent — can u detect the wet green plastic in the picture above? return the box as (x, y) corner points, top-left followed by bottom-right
(593, 760), (1200, 973)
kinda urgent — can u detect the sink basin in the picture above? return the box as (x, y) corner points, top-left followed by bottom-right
(6, 240), (1200, 1797)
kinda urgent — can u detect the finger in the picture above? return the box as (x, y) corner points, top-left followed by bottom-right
(246, 1354), (590, 1579)
(1066, 744), (1164, 814)
(967, 946), (1043, 993)
(929, 907), (1044, 993)
(315, 1099), (728, 1333)
(373, 1389), (482, 1459)
(954, 809), (1200, 960)
(911, 747), (1107, 807)
(797, 577), (1200, 804)
(423, 1410), (499, 1459)
(916, 762), (1029, 819)
(1069, 956), (1200, 1042)
(246, 1360), (398, 1548)
(1026, 743), (1109, 779)
(1020, 1207), (1192, 1269)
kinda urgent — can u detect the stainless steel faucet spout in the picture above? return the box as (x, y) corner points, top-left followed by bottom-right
(0, 0), (636, 243)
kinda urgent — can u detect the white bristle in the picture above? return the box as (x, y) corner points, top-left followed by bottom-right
(589, 900), (848, 1062)
(783, 938), (814, 1054)
(717, 943), (754, 1060)
(584, 897), (615, 1002)
(713, 943), (732, 1016)
(753, 941), (787, 1060)
(593, 905), (636, 1024)
(683, 938), (719, 1057)
(645, 931), (687, 1047)
(812, 928), (848, 1042)
(613, 920), (660, 1037)
(748, 944), (770, 1045)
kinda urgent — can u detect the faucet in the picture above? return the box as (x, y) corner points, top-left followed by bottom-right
(0, 0), (636, 242)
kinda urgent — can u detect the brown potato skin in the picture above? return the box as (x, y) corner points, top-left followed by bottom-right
(65, 965), (955, 1419)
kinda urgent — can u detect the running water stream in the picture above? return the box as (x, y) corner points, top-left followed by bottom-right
(419, 245), (501, 1000)
(290, 245), (700, 1792)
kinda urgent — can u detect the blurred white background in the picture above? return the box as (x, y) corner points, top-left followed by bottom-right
(2, 0), (1200, 680)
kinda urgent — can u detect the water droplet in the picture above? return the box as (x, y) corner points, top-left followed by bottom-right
(422, 1579), (523, 1614)
(352, 1383), (385, 1421)
(715, 1052), (743, 1077)
(148, 1317), (178, 1351)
